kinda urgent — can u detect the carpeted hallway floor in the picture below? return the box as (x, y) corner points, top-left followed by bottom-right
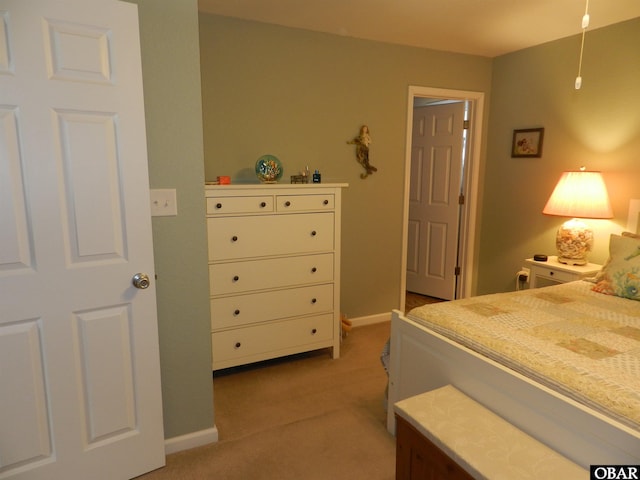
(405, 291), (444, 312)
(137, 322), (396, 480)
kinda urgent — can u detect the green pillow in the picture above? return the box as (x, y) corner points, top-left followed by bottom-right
(592, 233), (640, 300)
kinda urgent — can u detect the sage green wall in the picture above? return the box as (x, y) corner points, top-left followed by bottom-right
(128, 0), (214, 439)
(477, 18), (640, 294)
(124, 3), (640, 442)
(198, 14), (493, 317)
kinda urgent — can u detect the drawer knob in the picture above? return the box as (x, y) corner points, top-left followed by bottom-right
(260, 201), (267, 208)
(233, 275), (239, 282)
(285, 201), (291, 207)
(311, 298), (317, 304)
(311, 328), (317, 335)
(549, 271), (554, 276)
(311, 230), (317, 236)
(231, 235), (238, 242)
(234, 309), (240, 316)
(216, 202), (222, 209)
(234, 342), (241, 349)
(323, 199), (329, 205)
(311, 267), (317, 273)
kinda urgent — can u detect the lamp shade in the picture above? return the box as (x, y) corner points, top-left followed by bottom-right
(542, 170), (613, 219)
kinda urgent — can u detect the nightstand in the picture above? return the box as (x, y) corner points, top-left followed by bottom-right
(525, 256), (602, 288)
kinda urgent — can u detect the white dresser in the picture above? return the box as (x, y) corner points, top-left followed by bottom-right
(205, 183), (347, 370)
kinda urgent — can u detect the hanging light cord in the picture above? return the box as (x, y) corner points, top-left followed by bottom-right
(575, 0), (590, 89)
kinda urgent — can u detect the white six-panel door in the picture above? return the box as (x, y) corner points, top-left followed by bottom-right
(0, 1), (164, 478)
(406, 102), (465, 300)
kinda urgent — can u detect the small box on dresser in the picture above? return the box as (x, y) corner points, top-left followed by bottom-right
(205, 183), (347, 371)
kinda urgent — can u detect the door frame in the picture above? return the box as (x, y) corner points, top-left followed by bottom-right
(400, 86), (485, 310)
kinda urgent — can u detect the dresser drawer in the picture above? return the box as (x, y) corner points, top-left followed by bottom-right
(532, 267), (576, 283)
(209, 253), (334, 296)
(276, 194), (334, 212)
(206, 195), (273, 215)
(207, 213), (334, 261)
(212, 313), (334, 368)
(211, 283), (333, 330)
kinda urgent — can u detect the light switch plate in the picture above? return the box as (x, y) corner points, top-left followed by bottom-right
(150, 188), (177, 216)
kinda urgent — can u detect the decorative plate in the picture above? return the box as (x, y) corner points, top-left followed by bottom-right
(255, 154), (283, 183)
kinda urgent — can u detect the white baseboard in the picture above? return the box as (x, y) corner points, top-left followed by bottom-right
(164, 425), (219, 455)
(349, 311), (391, 327)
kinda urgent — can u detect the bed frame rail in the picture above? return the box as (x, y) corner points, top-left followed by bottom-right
(387, 309), (640, 469)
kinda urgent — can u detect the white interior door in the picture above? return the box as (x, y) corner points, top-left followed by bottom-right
(0, 1), (165, 479)
(406, 102), (465, 300)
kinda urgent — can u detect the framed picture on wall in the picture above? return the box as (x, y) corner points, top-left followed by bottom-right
(511, 128), (544, 158)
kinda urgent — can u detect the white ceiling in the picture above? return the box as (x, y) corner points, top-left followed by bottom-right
(198, 0), (640, 57)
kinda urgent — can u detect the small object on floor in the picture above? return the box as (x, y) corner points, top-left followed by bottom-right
(341, 313), (352, 337)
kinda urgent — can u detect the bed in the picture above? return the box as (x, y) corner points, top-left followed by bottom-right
(387, 211), (640, 469)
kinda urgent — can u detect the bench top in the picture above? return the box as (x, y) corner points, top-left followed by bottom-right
(394, 385), (587, 479)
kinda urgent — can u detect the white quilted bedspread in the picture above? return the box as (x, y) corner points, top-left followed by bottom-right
(408, 281), (640, 430)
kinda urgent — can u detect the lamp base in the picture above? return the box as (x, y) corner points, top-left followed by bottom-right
(555, 218), (593, 266)
(557, 256), (588, 266)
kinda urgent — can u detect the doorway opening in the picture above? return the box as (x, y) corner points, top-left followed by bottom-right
(400, 86), (485, 312)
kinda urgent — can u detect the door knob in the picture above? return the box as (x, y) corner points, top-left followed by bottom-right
(132, 273), (150, 289)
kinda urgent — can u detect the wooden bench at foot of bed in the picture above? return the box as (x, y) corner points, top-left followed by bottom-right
(394, 385), (587, 479)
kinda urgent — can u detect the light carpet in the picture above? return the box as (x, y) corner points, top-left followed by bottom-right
(137, 322), (396, 480)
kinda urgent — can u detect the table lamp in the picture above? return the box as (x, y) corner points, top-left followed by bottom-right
(542, 168), (612, 265)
